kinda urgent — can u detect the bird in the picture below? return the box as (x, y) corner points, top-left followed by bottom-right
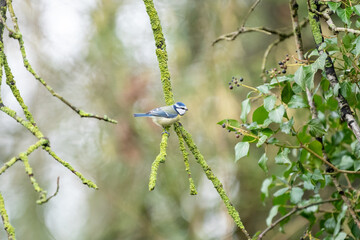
(133, 102), (188, 133)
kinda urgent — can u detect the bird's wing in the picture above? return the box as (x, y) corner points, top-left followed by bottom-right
(147, 106), (178, 118)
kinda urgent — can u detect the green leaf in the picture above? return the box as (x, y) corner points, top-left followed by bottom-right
(290, 187), (304, 204)
(256, 135), (268, 147)
(311, 53), (327, 72)
(340, 82), (352, 98)
(264, 95), (276, 112)
(281, 82), (294, 104)
(298, 125), (311, 143)
(311, 169), (324, 181)
(354, 161), (360, 171)
(308, 118), (326, 137)
(294, 65), (315, 91)
(273, 187), (289, 197)
(334, 232), (347, 240)
(240, 99), (251, 123)
(234, 142), (250, 162)
(258, 153), (268, 173)
(261, 178), (273, 200)
(328, 2), (341, 12)
(280, 117), (294, 134)
(339, 155), (354, 170)
(275, 148), (291, 165)
(252, 105), (268, 124)
(308, 141), (323, 157)
(354, 5), (360, 16)
(266, 205), (279, 226)
(288, 95), (309, 109)
(355, 36), (360, 56)
(269, 105), (285, 123)
(336, 7), (353, 26)
(257, 84), (271, 94)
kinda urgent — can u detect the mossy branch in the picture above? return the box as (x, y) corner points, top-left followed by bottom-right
(174, 126), (197, 195)
(148, 130), (169, 191)
(4, 0), (116, 124)
(142, 0), (250, 238)
(175, 124), (251, 239)
(0, 193), (15, 240)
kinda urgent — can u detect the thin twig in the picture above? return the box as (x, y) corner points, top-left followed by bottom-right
(258, 199), (339, 239)
(241, 0), (262, 28)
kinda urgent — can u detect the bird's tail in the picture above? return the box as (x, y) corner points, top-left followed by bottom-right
(133, 113), (151, 117)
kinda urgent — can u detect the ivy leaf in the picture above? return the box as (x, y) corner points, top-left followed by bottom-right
(273, 187), (289, 197)
(290, 187), (304, 204)
(261, 178), (273, 200)
(311, 53), (327, 72)
(240, 99), (251, 123)
(252, 105), (268, 124)
(264, 95), (276, 112)
(280, 117), (294, 134)
(281, 82), (294, 104)
(258, 153), (268, 173)
(308, 118), (326, 137)
(354, 36), (360, 56)
(294, 65), (315, 91)
(256, 135), (268, 148)
(328, 2), (341, 12)
(275, 148), (291, 165)
(234, 142), (250, 162)
(266, 205), (279, 226)
(336, 7), (353, 26)
(339, 155), (354, 170)
(269, 105), (285, 123)
(288, 95), (309, 109)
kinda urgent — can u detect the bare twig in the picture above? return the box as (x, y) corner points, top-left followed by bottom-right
(241, 0), (262, 28)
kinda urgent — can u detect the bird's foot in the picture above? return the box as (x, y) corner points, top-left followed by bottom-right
(162, 129), (170, 136)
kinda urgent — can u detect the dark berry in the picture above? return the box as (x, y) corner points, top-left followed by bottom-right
(239, 77), (244, 82)
(282, 60), (286, 64)
(228, 129), (231, 132)
(229, 85), (233, 90)
(282, 69), (286, 74)
(286, 57), (290, 61)
(236, 134), (240, 138)
(234, 80), (238, 84)
(221, 123), (226, 128)
(237, 84), (240, 87)
(274, 68), (277, 71)
(277, 71), (281, 74)
(278, 61), (283, 65)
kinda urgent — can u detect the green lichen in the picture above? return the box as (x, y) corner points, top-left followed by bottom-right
(174, 125), (197, 195)
(175, 124), (250, 237)
(44, 147), (98, 189)
(149, 130), (169, 191)
(143, 0), (174, 106)
(0, 193), (16, 240)
(307, 0), (324, 45)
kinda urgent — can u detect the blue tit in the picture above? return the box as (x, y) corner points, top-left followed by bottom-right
(134, 102), (188, 130)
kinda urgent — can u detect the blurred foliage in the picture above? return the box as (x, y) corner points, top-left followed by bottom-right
(3, 0), (359, 240)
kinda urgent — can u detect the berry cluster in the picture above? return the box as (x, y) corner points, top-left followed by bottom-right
(221, 123), (243, 138)
(228, 77), (244, 90)
(267, 55), (290, 78)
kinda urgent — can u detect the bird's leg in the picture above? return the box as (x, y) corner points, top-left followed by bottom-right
(162, 126), (170, 136)
(162, 129), (170, 136)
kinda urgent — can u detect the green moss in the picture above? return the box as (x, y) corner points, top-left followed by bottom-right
(175, 124), (249, 235)
(307, 0), (323, 45)
(174, 125), (197, 195)
(149, 130), (169, 191)
(143, 0), (174, 106)
(44, 147), (98, 189)
(0, 193), (16, 240)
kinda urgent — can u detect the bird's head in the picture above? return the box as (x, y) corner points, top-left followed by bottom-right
(173, 102), (188, 116)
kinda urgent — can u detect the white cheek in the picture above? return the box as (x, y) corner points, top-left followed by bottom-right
(177, 109), (186, 115)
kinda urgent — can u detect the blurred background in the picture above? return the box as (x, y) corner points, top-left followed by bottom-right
(0, 0), (314, 239)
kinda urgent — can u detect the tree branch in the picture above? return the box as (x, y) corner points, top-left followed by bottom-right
(308, 0), (360, 142)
